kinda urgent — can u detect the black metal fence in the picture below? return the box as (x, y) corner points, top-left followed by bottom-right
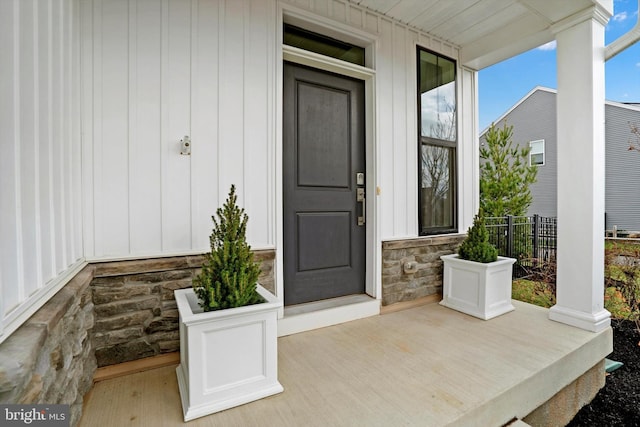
(485, 215), (557, 277)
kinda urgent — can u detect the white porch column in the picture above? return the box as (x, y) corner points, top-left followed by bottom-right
(549, 4), (612, 332)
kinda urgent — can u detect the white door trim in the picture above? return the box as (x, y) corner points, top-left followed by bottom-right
(275, 5), (380, 321)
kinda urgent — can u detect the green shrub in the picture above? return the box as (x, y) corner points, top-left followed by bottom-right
(459, 213), (498, 263)
(511, 239), (640, 320)
(604, 287), (633, 320)
(605, 242), (640, 319)
(605, 239), (640, 256)
(512, 279), (555, 308)
(193, 185), (262, 311)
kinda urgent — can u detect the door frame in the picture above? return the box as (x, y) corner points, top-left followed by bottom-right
(282, 63), (366, 305)
(275, 5), (380, 318)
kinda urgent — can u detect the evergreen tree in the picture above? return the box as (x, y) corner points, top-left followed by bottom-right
(458, 212), (498, 263)
(480, 123), (538, 217)
(193, 185), (262, 311)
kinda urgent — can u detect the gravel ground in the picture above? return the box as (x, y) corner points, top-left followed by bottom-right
(567, 319), (640, 427)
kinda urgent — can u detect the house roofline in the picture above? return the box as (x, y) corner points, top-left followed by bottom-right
(480, 86), (640, 136)
(479, 86), (557, 137)
(605, 99), (640, 113)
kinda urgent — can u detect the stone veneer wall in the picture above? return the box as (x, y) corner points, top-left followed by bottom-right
(381, 235), (465, 306)
(0, 267), (96, 427)
(91, 249), (275, 367)
(523, 360), (606, 426)
(0, 249), (274, 426)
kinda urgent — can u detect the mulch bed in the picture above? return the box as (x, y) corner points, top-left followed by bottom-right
(567, 319), (640, 426)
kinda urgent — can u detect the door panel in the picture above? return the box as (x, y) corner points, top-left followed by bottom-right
(283, 62), (365, 306)
(296, 82), (350, 188)
(297, 212), (351, 271)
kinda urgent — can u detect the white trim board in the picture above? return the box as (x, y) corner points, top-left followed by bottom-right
(278, 295), (380, 337)
(0, 259), (88, 345)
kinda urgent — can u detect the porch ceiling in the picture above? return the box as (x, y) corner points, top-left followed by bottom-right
(349, 0), (613, 69)
(81, 301), (611, 426)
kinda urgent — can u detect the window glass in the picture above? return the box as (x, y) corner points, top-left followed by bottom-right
(419, 51), (456, 141)
(420, 145), (455, 229)
(418, 48), (457, 234)
(530, 140), (545, 166)
(284, 24), (365, 66)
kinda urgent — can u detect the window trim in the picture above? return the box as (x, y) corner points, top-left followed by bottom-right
(283, 23), (366, 67)
(529, 139), (545, 166)
(417, 46), (458, 236)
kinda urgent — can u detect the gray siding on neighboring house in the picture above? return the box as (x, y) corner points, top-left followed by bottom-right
(605, 103), (640, 232)
(480, 87), (640, 231)
(480, 88), (558, 217)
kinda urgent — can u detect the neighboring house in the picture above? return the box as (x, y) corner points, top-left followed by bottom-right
(480, 87), (640, 231)
(1, 0), (630, 424)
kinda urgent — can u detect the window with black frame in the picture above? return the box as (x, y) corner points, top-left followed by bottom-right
(418, 48), (457, 235)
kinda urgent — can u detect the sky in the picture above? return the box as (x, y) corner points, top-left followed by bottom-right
(478, 0), (640, 131)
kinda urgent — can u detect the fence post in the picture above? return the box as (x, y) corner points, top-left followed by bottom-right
(507, 215), (514, 258)
(533, 214), (540, 261)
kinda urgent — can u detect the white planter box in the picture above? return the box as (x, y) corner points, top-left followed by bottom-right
(440, 254), (516, 320)
(175, 284), (283, 421)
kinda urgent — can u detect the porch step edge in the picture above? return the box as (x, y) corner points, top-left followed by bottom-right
(449, 314), (612, 427)
(278, 296), (380, 337)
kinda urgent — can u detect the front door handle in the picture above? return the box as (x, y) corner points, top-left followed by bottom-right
(357, 188), (365, 226)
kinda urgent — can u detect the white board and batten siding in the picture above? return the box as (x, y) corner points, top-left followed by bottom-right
(80, 0), (276, 259)
(81, 0), (475, 258)
(0, 0), (479, 342)
(0, 0), (84, 343)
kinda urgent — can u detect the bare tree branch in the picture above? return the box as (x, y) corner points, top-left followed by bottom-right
(629, 122), (640, 152)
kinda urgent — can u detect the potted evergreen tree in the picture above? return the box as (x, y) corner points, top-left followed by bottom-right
(440, 212), (516, 320)
(175, 185), (283, 421)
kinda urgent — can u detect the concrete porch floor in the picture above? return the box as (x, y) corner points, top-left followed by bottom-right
(80, 300), (612, 427)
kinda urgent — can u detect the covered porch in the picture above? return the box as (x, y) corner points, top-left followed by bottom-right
(81, 300), (611, 426)
(1, 1), (630, 425)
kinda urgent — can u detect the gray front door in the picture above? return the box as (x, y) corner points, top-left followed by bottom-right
(283, 62), (366, 306)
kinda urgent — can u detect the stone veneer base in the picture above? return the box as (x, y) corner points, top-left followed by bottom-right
(0, 266), (96, 427)
(381, 235), (465, 306)
(524, 360), (606, 427)
(90, 250), (275, 367)
(0, 250), (275, 427)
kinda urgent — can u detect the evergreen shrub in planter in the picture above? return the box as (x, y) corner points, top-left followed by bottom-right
(175, 185), (283, 421)
(440, 212), (516, 320)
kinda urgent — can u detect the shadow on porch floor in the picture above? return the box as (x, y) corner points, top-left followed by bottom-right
(80, 301), (611, 427)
